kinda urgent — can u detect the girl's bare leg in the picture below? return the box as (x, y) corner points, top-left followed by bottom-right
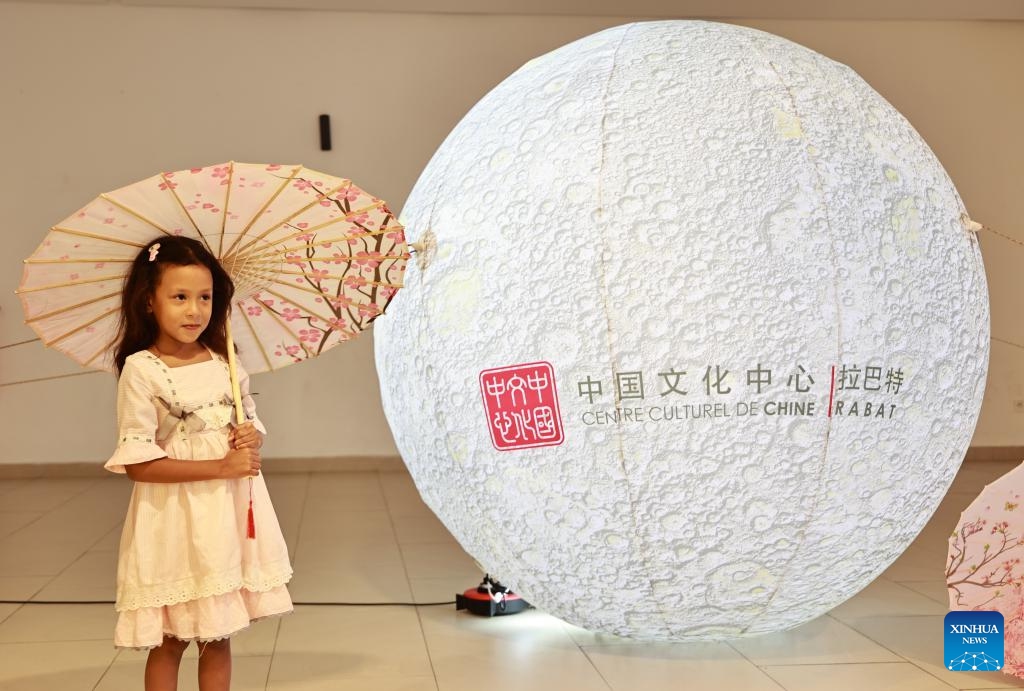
(197, 638), (232, 691)
(145, 636), (188, 691)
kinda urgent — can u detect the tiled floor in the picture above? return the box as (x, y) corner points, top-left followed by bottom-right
(1, 463), (1023, 690)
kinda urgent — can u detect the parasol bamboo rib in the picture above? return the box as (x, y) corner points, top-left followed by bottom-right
(282, 223), (402, 242)
(228, 181), (352, 260)
(233, 273), (282, 295)
(158, 173), (214, 255)
(232, 252), (410, 268)
(229, 259), (279, 278)
(16, 274), (125, 294)
(98, 194), (173, 237)
(25, 290), (119, 323)
(258, 275), (369, 301)
(231, 180), (351, 256)
(241, 239), (407, 261)
(222, 165), (302, 258)
(51, 227), (147, 248)
(224, 320), (245, 425)
(308, 217), (401, 240)
(230, 265), (282, 290)
(84, 341), (110, 368)
(296, 201), (388, 235)
(225, 264), (283, 303)
(252, 296), (315, 357)
(230, 222), (382, 261)
(236, 233), (404, 264)
(229, 224), (286, 287)
(262, 287), (342, 325)
(231, 201), (393, 261)
(237, 303), (274, 372)
(272, 269), (403, 287)
(24, 257), (134, 265)
(231, 202), (391, 258)
(217, 162), (235, 258)
(231, 180), (353, 257)
(44, 306), (119, 346)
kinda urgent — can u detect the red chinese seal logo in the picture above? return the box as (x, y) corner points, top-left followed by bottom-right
(479, 362), (564, 451)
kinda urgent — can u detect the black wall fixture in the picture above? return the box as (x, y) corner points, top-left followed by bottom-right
(319, 114), (332, 151)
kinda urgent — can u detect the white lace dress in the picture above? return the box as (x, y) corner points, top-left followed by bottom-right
(106, 350), (293, 649)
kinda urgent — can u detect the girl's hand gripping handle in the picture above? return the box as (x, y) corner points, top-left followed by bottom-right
(222, 447), (261, 478)
(229, 422), (263, 450)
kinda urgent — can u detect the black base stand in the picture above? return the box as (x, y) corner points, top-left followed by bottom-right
(455, 574), (530, 617)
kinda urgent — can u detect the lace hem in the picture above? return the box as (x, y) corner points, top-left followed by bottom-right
(116, 609), (293, 651)
(116, 567), (293, 612)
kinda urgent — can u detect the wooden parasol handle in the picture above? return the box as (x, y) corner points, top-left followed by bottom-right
(225, 317), (256, 539)
(225, 319), (245, 425)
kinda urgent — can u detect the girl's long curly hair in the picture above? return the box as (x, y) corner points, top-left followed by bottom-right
(112, 236), (234, 375)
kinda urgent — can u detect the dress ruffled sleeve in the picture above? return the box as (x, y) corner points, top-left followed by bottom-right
(105, 357), (168, 474)
(237, 360), (267, 436)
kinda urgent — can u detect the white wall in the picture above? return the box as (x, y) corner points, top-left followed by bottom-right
(1, 3), (1021, 463)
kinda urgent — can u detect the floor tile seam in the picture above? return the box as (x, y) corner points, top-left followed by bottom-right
(744, 660), (809, 691)
(213, 649), (275, 659)
(0, 535), (108, 558)
(732, 654), (906, 667)
(0, 633), (112, 645)
(302, 486), (391, 497)
(876, 577), (954, 606)
(291, 544), (405, 560)
(285, 472), (314, 567)
(82, 514), (126, 551)
(0, 573), (54, 600)
(23, 517), (124, 601)
(396, 536), (461, 547)
(760, 661), (959, 691)
(375, 471), (440, 688)
(395, 540), (464, 556)
(0, 639), (111, 649)
(585, 638), (782, 687)
(0, 506), (118, 543)
(0, 512), (47, 542)
(902, 657), (982, 690)
(823, 612), (936, 671)
(0, 481), (94, 516)
(388, 509), (445, 521)
(830, 606), (950, 623)
(724, 637), (790, 689)
(410, 606), (442, 691)
(576, 644), (617, 690)
(378, 470), (424, 602)
(758, 660), (952, 668)
(895, 579), (953, 605)
(264, 618), (283, 691)
(90, 642), (123, 691)
(834, 613), (947, 627)
(52, 477), (110, 514)
(267, 473), (310, 690)
(293, 524), (401, 540)
(0, 602), (24, 627)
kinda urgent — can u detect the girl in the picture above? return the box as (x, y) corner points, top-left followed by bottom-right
(106, 236), (293, 691)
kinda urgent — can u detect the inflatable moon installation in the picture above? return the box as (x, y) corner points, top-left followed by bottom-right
(374, 21), (989, 639)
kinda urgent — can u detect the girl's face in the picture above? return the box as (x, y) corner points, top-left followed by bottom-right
(148, 264), (214, 351)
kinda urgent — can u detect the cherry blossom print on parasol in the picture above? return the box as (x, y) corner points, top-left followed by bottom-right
(948, 464), (1024, 679)
(18, 162), (408, 377)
